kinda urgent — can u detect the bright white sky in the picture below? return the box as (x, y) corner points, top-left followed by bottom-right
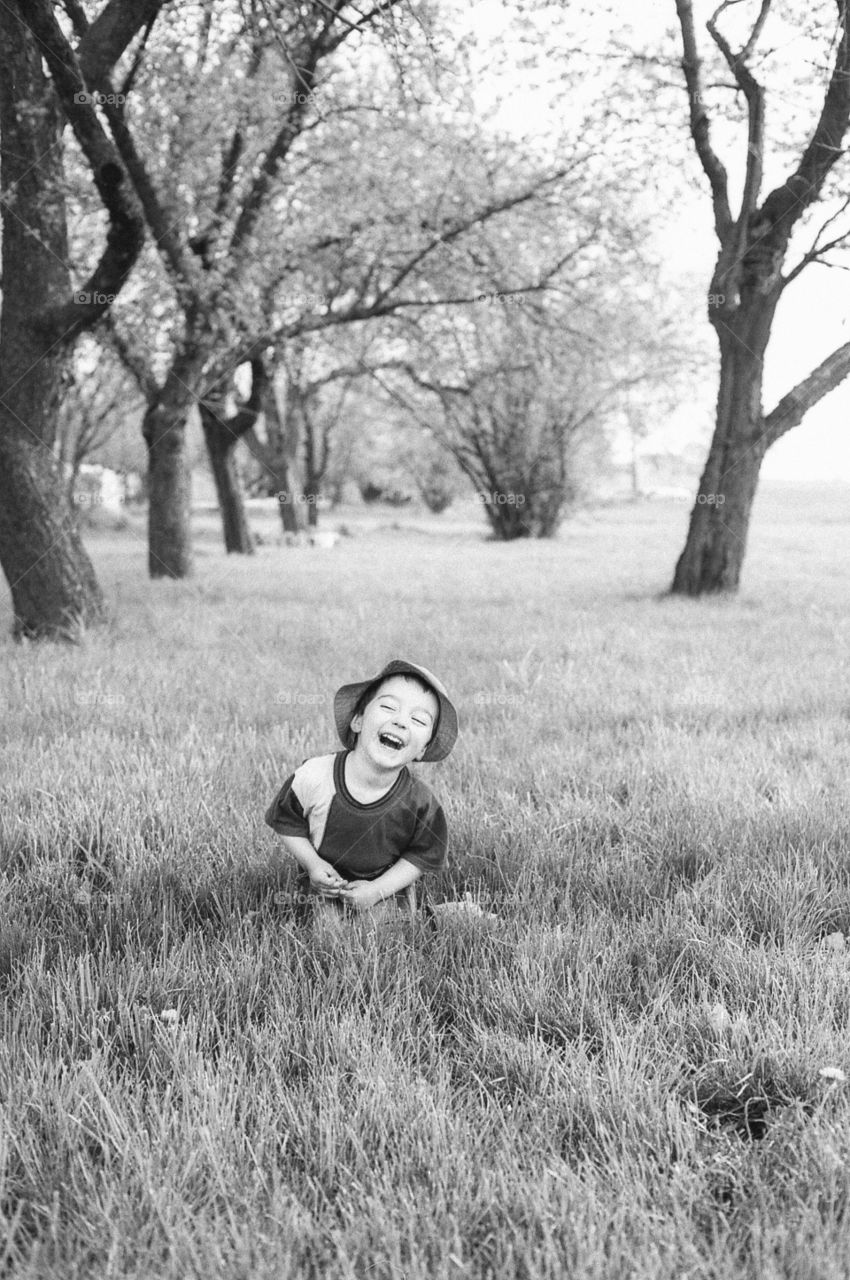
(454, 0), (850, 482)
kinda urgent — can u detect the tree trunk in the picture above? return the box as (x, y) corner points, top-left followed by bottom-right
(0, 436), (105, 638)
(142, 360), (200, 578)
(485, 496), (531, 540)
(261, 377), (302, 533)
(0, 2), (105, 638)
(671, 319), (769, 595)
(197, 356), (274, 552)
(241, 371), (305, 532)
(145, 414), (193, 577)
(199, 401), (255, 554)
(277, 470), (302, 533)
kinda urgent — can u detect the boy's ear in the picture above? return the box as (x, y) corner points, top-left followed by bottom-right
(350, 713), (363, 735)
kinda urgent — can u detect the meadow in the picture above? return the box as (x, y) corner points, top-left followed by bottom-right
(2, 482), (850, 1279)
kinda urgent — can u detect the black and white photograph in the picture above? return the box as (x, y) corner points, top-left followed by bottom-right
(2, 0), (850, 1275)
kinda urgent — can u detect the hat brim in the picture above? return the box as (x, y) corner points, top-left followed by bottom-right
(333, 659), (458, 762)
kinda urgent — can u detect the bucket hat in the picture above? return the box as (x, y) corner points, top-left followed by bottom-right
(333, 658), (458, 762)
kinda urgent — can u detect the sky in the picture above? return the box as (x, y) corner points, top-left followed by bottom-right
(456, 0), (850, 484)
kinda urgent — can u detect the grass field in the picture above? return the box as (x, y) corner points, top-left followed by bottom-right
(2, 482), (850, 1279)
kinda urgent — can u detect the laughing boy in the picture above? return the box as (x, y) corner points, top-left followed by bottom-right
(265, 659), (458, 912)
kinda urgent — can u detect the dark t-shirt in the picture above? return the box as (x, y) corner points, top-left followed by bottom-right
(265, 750), (448, 881)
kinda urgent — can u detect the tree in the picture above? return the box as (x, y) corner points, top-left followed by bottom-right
(0, 0), (160, 637)
(55, 0), (433, 576)
(360, 202), (693, 538)
(201, 118), (575, 549)
(85, 1), (579, 566)
(671, 0), (850, 594)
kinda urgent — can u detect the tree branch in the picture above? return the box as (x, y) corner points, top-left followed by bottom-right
(76, 0), (169, 85)
(364, 170), (573, 309)
(226, 0), (403, 256)
(674, 0), (734, 240)
(198, 357), (269, 448)
(706, 0), (768, 224)
(98, 312), (163, 403)
(782, 194), (850, 285)
(23, 0), (150, 342)
(760, 0), (850, 238)
(763, 337), (850, 447)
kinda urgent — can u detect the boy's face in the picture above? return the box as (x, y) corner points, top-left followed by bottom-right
(350, 675), (439, 770)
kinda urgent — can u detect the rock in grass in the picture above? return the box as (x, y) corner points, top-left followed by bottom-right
(432, 893), (498, 921)
(707, 1002), (732, 1035)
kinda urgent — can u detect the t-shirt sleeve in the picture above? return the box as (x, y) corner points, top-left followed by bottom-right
(401, 791), (448, 874)
(265, 771), (310, 837)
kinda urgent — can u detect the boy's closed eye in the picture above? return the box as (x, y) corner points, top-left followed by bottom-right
(379, 700), (431, 726)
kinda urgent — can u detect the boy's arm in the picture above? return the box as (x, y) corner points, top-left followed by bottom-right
(338, 857), (422, 909)
(279, 834), (346, 895)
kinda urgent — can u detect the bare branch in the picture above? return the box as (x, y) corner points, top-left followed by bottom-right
(760, 2), (850, 239)
(783, 194), (850, 285)
(674, 0), (734, 240)
(706, 0), (767, 223)
(763, 337), (850, 447)
(365, 170), (572, 309)
(740, 0), (772, 62)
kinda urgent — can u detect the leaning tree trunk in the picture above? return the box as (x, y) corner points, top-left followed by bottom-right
(672, 306), (774, 596)
(197, 356), (275, 553)
(0, 3), (104, 637)
(199, 399), (254, 554)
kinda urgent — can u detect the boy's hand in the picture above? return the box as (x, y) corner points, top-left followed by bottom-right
(309, 861), (347, 897)
(337, 880), (384, 911)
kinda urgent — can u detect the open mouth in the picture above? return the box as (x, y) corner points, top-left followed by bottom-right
(378, 731), (405, 751)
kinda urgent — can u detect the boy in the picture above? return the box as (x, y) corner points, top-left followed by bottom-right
(266, 659), (457, 913)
